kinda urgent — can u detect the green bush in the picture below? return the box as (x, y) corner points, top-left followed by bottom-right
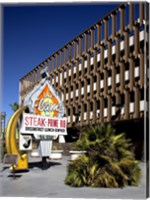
(65, 124), (141, 187)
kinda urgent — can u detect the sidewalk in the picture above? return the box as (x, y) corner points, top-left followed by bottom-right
(0, 156), (147, 199)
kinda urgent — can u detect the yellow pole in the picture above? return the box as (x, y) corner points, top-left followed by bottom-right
(5, 106), (28, 170)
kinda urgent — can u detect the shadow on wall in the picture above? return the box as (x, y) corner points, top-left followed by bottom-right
(112, 118), (145, 161)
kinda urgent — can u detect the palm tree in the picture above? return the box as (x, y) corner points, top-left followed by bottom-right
(9, 102), (19, 112)
(65, 124), (141, 188)
(9, 102), (19, 139)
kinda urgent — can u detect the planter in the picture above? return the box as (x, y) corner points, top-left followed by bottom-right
(69, 150), (87, 161)
(49, 150), (63, 160)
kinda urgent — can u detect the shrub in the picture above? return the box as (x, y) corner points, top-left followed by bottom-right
(65, 124), (141, 187)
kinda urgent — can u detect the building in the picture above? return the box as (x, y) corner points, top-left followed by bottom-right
(19, 2), (149, 159)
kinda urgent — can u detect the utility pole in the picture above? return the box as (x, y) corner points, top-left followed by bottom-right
(0, 112), (6, 162)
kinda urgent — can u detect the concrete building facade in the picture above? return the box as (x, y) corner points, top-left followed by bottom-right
(19, 2), (149, 158)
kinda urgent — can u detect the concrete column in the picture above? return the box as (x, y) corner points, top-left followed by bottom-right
(129, 2), (134, 31)
(112, 66), (116, 96)
(140, 2), (144, 25)
(74, 41), (77, 59)
(56, 53), (58, 68)
(116, 36), (120, 65)
(76, 60), (79, 80)
(90, 76), (94, 99)
(64, 48), (67, 63)
(140, 53), (144, 87)
(124, 31), (129, 62)
(129, 58), (134, 89)
(79, 37), (82, 56)
(70, 106), (73, 125)
(120, 62), (125, 91)
(60, 51), (62, 66)
(91, 28), (94, 49)
(69, 44), (72, 61)
(107, 95), (112, 121)
(124, 90), (130, 119)
(87, 53), (90, 75)
(52, 56), (54, 70)
(93, 99), (97, 123)
(96, 73), (100, 98)
(111, 13), (116, 39)
(104, 18), (108, 43)
(108, 41), (112, 67)
(34, 70), (38, 85)
(87, 101), (90, 124)
(85, 33), (88, 53)
(94, 50), (97, 73)
(78, 80), (81, 102)
(100, 97), (104, 123)
(73, 84), (76, 105)
(120, 7), (125, 35)
(84, 79), (87, 102)
(100, 45), (104, 69)
(104, 70), (108, 97)
(134, 25), (139, 56)
(81, 57), (84, 77)
(134, 87), (140, 118)
(97, 23), (101, 45)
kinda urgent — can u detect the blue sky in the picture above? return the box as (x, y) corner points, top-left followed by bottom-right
(2, 2), (120, 124)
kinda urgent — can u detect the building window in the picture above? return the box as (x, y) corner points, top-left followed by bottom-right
(90, 102), (93, 111)
(81, 81), (84, 87)
(79, 71), (81, 77)
(97, 100), (100, 109)
(85, 68), (87, 74)
(91, 64), (94, 71)
(68, 108), (70, 116)
(104, 98), (108, 108)
(125, 62), (129, 82)
(84, 104), (87, 112)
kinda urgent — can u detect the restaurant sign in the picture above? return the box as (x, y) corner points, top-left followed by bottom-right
(21, 67), (67, 138)
(20, 113), (67, 136)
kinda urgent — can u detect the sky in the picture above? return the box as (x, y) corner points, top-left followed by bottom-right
(2, 2), (120, 124)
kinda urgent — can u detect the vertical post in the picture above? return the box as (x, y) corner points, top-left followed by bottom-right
(85, 32), (88, 53)
(120, 62), (125, 91)
(100, 45), (104, 69)
(140, 53), (144, 87)
(129, 57), (134, 89)
(129, 2), (134, 31)
(134, 26), (139, 56)
(116, 37), (120, 66)
(124, 90), (130, 119)
(111, 66), (116, 96)
(124, 31), (129, 62)
(79, 37), (82, 56)
(91, 28), (94, 49)
(107, 95), (112, 121)
(120, 7), (125, 35)
(111, 13), (116, 39)
(140, 2), (144, 25)
(134, 87), (139, 118)
(60, 50), (62, 66)
(97, 23), (101, 45)
(104, 18), (108, 43)
(100, 97), (104, 123)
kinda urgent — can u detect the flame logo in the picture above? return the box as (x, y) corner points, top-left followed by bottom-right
(34, 85), (59, 117)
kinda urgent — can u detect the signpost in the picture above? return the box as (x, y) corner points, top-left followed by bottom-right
(5, 67), (67, 170)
